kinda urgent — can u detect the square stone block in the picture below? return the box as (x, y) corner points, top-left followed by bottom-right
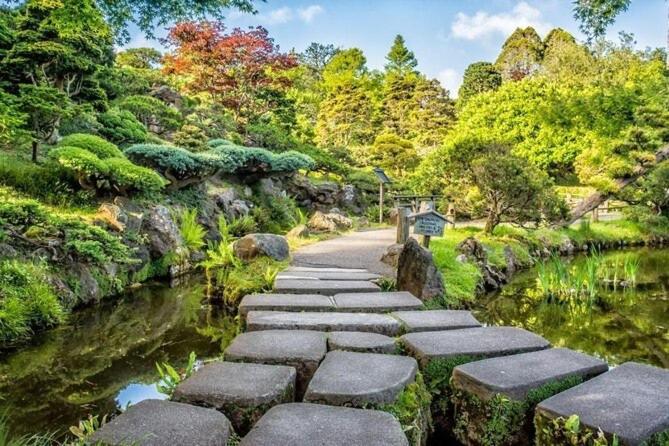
(240, 403), (409, 446)
(89, 399), (231, 446)
(224, 330), (327, 398)
(173, 361), (296, 435)
(245, 311), (402, 336)
(536, 362), (669, 446)
(450, 348), (608, 446)
(391, 310), (481, 333)
(333, 292), (423, 312)
(239, 293), (334, 316)
(304, 351), (418, 406)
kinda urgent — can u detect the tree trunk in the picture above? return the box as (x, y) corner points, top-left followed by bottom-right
(555, 143), (669, 227)
(31, 140), (38, 163)
(484, 213), (498, 233)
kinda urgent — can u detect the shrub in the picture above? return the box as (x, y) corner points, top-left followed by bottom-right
(124, 144), (220, 189)
(58, 133), (123, 159)
(212, 145), (315, 175)
(227, 215), (257, 237)
(245, 121), (297, 152)
(297, 145), (348, 175)
(117, 95), (182, 134)
(0, 260), (65, 345)
(173, 124), (208, 151)
(105, 158), (167, 195)
(98, 107), (149, 146)
(48, 146), (110, 189)
(208, 138), (233, 148)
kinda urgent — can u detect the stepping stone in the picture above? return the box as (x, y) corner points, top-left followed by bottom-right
(224, 330), (327, 398)
(536, 362), (669, 446)
(450, 348), (608, 446)
(304, 351), (418, 406)
(246, 311), (402, 336)
(333, 291), (424, 312)
(274, 279), (381, 295)
(401, 327), (550, 367)
(172, 361), (296, 435)
(286, 266), (368, 273)
(391, 310), (481, 332)
(328, 331), (396, 354)
(89, 399), (231, 446)
(277, 271), (381, 281)
(240, 403), (409, 446)
(239, 293), (335, 316)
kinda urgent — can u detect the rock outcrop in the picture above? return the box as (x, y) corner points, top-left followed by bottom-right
(396, 238), (445, 300)
(234, 233), (290, 261)
(307, 211), (353, 233)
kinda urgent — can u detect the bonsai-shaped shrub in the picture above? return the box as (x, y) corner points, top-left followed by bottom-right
(173, 124), (209, 151)
(49, 146), (110, 190)
(58, 133), (124, 159)
(212, 145), (315, 177)
(105, 158), (167, 195)
(124, 144), (220, 190)
(98, 107), (149, 146)
(49, 145), (166, 195)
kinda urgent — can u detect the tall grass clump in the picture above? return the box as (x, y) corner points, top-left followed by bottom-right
(0, 260), (65, 345)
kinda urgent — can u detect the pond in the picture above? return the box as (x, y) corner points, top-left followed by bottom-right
(474, 247), (669, 369)
(1, 248), (667, 439)
(0, 277), (239, 438)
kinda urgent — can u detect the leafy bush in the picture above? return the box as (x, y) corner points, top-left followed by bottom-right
(117, 95), (182, 134)
(124, 144), (220, 189)
(98, 107), (149, 146)
(296, 145), (349, 175)
(104, 157), (167, 195)
(58, 133), (123, 159)
(245, 121), (297, 152)
(48, 146), (110, 187)
(212, 145), (315, 175)
(173, 124), (208, 151)
(0, 260), (65, 345)
(207, 138), (234, 148)
(227, 215), (257, 237)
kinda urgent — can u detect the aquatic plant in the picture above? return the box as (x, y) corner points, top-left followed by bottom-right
(156, 351), (197, 397)
(69, 414), (107, 443)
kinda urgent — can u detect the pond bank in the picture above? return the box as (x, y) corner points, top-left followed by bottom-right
(428, 219), (669, 307)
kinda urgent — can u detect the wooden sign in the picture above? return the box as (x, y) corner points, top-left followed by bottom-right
(411, 210), (448, 237)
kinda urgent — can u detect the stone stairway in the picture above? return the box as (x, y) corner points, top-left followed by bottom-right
(90, 266), (669, 446)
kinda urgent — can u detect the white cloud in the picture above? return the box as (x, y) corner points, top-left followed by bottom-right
(260, 7), (294, 25)
(298, 5), (324, 23)
(438, 68), (462, 97)
(451, 1), (552, 40)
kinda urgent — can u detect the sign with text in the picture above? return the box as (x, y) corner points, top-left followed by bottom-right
(411, 210), (449, 237)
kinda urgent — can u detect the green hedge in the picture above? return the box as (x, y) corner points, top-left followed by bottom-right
(58, 133), (124, 159)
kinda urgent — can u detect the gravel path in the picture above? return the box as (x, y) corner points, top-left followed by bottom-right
(291, 228), (397, 277)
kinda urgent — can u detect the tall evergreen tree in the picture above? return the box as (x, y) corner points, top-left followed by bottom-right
(458, 62), (502, 103)
(315, 48), (376, 149)
(385, 34), (417, 74)
(495, 27), (544, 81)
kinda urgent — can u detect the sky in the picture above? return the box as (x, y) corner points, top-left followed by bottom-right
(124, 0), (668, 96)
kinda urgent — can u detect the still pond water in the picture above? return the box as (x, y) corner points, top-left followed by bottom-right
(1, 249), (668, 437)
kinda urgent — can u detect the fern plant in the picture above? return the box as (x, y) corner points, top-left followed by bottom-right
(179, 209), (207, 253)
(156, 351), (197, 397)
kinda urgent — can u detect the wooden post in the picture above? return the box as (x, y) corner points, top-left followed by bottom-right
(379, 182), (385, 224)
(396, 207), (410, 244)
(446, 203), (456, 229)
(422, 235), (431, 248)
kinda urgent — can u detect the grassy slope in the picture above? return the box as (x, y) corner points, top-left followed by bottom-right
(429, 220), (669, 307)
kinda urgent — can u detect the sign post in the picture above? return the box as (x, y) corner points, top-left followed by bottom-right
(373, 167), (392, 224)
(410, 209), (449, 248)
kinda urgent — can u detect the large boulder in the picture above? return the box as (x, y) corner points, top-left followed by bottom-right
(307, 211), (352, 233)
(142, 205), (183, 258)
(396, 238), (445, 300)
(234, 233), (290, 261)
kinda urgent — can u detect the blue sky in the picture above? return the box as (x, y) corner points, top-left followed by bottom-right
(125, 0), (668, 96)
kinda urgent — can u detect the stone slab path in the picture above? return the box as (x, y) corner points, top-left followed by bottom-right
(97, 264), (669, 446)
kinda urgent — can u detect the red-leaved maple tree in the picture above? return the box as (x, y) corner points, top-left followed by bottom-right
(163, 21), (297, 124)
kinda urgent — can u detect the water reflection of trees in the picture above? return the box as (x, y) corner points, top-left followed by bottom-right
(0, 279), (239, 436)
(476, 249), (669, 369)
